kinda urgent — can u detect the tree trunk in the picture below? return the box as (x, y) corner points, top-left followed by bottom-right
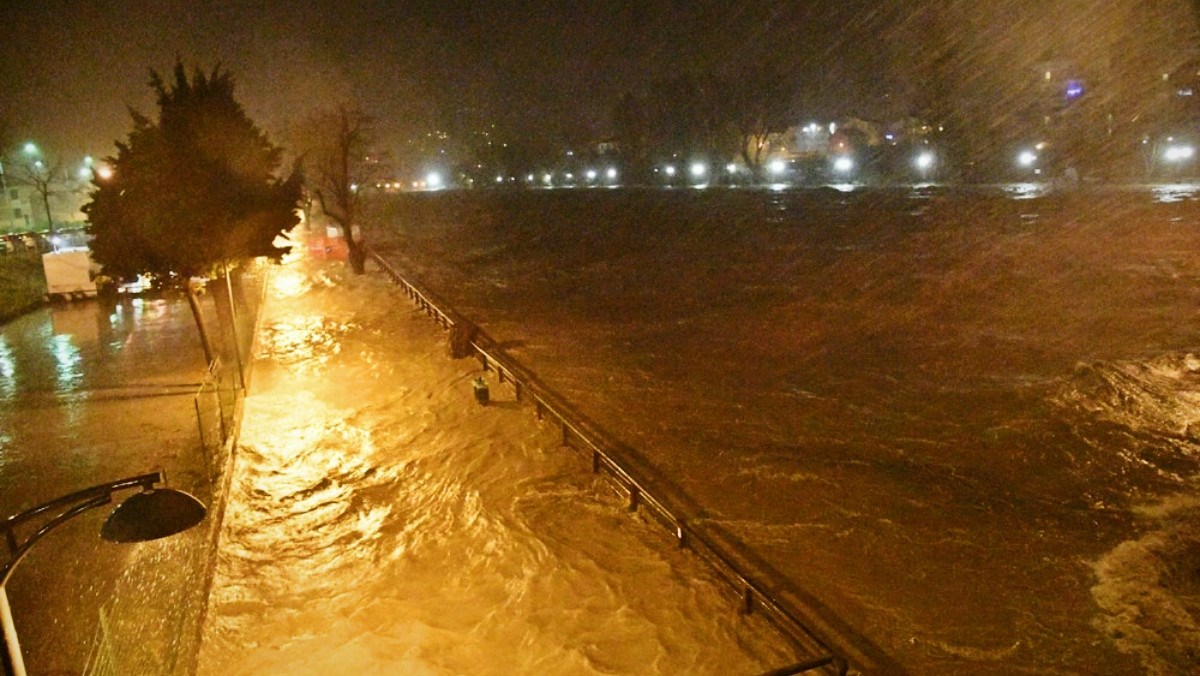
(343, 223), (366, 274)
(41, 192), (54, 242)
(185, 282), (216, 367)
(448, 320), (478, 359)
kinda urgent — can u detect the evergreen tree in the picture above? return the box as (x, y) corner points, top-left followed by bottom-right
(84, 61), (301, 365)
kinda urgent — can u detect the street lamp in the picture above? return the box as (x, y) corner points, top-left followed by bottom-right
(915, 151), (936, 181)
(1, 471), (206, 676)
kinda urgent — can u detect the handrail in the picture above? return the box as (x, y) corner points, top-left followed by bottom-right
(367, 246), (850, 676)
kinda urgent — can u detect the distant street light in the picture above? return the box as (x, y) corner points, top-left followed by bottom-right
(1, 471), (206, 676)
(1164, 144), (1195, 162)
(768, 159), (787, 175)
(605, 167), (618, 180)
(833, 156), (854, 174)
(690, 162), (706, 178)
(1017, 150), (1038, 168)
(915, 152), (935, 171)
(664, 165), (676, 177)
(21, 143), (37, 156)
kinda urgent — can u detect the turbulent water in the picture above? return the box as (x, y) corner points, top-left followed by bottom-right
(198, 259), (793, 674)
(370, 185), (1200, 674)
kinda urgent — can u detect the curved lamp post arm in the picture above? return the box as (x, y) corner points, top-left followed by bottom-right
(3, 472), (160, 542)
(1, 494), (113, 588)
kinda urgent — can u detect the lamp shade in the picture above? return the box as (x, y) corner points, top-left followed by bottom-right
(100, 488), (207, 543)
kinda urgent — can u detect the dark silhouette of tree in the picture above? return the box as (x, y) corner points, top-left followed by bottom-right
(611, 92), (651, 179)
(84, 61), (301, 365)
(725, 66), (792, 181)
(295, 106), (383, 274)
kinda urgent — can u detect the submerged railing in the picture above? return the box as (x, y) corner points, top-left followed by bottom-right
(368, 247), (852, 676)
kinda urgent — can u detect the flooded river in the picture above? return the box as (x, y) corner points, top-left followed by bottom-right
(371, 184), (1200, 674)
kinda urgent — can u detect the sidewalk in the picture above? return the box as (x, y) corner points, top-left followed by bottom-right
(0, 294), (216, 674)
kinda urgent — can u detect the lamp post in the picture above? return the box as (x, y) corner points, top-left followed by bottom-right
(1, 471), (206, 676)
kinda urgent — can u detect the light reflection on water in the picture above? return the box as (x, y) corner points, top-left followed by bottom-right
(51, 334), (83, 390)
(0, 337), (15, 400)
(1001, 182), (1050, 199)
(1150, 183), (1200, 203)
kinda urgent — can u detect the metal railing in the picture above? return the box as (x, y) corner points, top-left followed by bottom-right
(369, 247), (850, 676)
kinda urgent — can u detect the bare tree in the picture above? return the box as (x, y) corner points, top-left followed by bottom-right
(297, 106), (387, 274)
(6, 152), (65, 239)
(725, 68), (792, 181)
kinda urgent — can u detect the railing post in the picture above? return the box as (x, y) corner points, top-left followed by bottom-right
(742, 586), (754, 615)
(675, 523), (687, 549)
(535, 402), (544, 421)
(513, 381), (522, 401)
(194, 398), (206, 450)
(628, 486), (640, 512)
(562, 422), (571, 447)
(591, 450), (601, 473)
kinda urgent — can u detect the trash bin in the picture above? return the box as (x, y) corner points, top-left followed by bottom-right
(473, 377), (489, 405)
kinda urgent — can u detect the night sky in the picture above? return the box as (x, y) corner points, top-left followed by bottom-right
(3, 1), (1197, 163)
(0, 1), (884, 158)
